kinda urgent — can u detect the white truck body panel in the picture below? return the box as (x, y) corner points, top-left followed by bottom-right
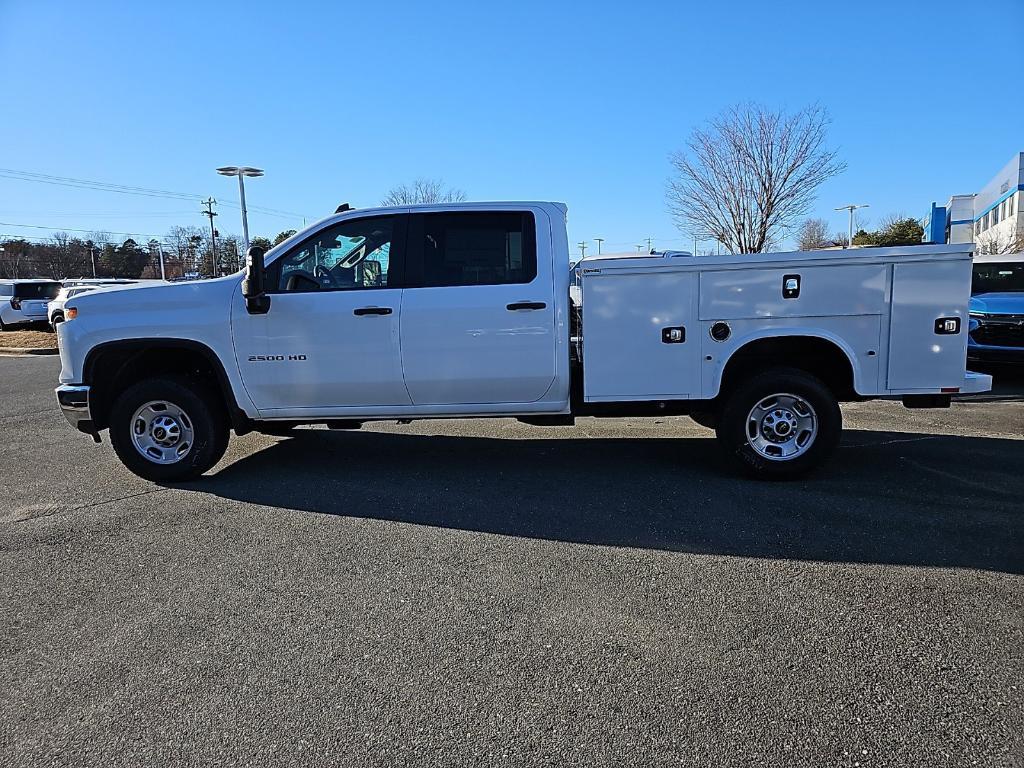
(887, 260), (973, 390)
(580, 244), (979, 403)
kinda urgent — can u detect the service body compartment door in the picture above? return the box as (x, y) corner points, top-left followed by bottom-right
(582, 270), (700, 401)
(699, 264), (887, 320)
(887, 260), (971, 390)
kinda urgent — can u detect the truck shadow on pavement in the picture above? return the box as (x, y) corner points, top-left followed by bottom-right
(186, 428), (1024, 574)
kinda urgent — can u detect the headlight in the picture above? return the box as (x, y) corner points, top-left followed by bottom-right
(968, 311), (986, 319)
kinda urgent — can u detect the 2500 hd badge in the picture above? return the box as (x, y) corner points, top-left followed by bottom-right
(248, 354), (307, 362)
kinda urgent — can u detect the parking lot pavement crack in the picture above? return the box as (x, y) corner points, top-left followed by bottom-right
(9, 487), (171, 523)
(899, 458), (1022, 498)
(840, 435), (943, 448)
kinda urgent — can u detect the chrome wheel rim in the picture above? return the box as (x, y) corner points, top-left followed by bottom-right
(130, 400), (194, 465)
(745, 393), (817, 461)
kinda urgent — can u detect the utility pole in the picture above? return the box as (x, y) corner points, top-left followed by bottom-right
(645, 236), (653, 253)
(201, 197), (218, 276)
(835, 204), (869, 248)
(577, 241), (587, 259)
(636, 244), (644, 253)
(693, 235), (698, 256)
(157, 243), (166, 281)
(594, 237), (603, 255)
(89, 245), (97, 278)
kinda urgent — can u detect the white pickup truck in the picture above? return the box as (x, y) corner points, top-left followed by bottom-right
(55, 201), (990, 481)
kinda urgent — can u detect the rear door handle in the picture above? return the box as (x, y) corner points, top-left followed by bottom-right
(506, 302), (546, 311)
(353, 306), (393, 316)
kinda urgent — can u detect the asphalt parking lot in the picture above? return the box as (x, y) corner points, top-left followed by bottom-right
(1, 356), (1022, 767)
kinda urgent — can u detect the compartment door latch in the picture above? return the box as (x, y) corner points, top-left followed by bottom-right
(662, 326), (686, 343)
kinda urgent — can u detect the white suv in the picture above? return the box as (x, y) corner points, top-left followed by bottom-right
(0, 279), (62, 330)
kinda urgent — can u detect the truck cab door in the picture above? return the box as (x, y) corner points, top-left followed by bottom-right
(231, 214), (411, 414)
(399, 210), (557, 405)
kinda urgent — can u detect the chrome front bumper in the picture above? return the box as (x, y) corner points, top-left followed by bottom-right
(55, 384), (97, 438)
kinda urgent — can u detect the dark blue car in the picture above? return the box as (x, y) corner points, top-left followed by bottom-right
(968, 257), (1024, 363)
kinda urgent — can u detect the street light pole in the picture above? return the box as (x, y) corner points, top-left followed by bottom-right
(835, 204), (869, 248)
(236, 176), (249, 252)
(216, 166), (264, 255)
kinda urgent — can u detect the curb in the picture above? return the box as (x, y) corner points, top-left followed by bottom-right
(0, 347), (59, 356)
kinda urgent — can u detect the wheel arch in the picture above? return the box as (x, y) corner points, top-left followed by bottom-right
(83, 338), (251, 433)
(713, 331), (862, 401)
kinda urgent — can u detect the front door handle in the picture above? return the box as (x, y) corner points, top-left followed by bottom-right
(353, 306), (393, 316)
(506, 302), (546, 311)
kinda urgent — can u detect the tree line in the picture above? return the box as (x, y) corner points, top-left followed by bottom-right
(0, 226), (299, 280)
(795, 214), (925, 251)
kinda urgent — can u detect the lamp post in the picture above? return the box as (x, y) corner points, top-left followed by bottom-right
(216, 166), (264, 254)
(835, 204), (869, 248)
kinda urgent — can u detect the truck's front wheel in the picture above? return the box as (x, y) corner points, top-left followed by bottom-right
(716, 367), (841, 479)
(109, 375), (229, 483)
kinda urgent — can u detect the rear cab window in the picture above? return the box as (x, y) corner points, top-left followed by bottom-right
(406, 211), (537, 288)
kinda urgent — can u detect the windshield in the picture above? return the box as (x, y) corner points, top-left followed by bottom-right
(972, 262), (1024, 294)
(14, 282), (61, 300)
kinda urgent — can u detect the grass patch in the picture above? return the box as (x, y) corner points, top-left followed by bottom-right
(0, 329), (57, 350)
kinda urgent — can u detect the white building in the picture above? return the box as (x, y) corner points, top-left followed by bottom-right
(973, 153), (1023, 253)
(923, 152), (1023, 252)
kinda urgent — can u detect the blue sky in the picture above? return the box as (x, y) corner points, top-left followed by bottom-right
(1, 0), (1022, 254)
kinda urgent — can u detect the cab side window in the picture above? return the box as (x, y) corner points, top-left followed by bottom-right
(408, 212), (536, 287)
(270, 216), (397, 293)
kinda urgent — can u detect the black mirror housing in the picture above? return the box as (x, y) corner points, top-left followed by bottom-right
(242, 245), (271, 314)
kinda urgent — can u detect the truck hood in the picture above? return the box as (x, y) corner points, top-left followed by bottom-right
(67, 275), (240, 315)
(970, 292), (1024, 315)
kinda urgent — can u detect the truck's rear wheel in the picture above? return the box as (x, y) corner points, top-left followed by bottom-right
(109, 375), (229, 482)
(716, 367), (841, 479)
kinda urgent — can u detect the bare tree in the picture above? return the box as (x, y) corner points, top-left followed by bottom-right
(48, 232), (92, 279)
(796, 218), (832, 250)
(0, 239), (28, 278)
(977, 231), (1024, 255)
(667, 103), (845, 253)
(381, 178), (467, 206)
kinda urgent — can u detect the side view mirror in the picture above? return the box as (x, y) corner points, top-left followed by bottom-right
(242, 246), (271, 314)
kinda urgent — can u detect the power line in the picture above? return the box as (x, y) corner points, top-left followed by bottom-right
(0, 167), (312, 219)
(0, 209), (198, 218)
(0, 221), (171, 240)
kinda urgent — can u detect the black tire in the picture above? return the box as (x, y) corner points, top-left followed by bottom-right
(51, 313), (64, 327)
(715, 367), (841, 479)
(109, 375), (229, 482)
